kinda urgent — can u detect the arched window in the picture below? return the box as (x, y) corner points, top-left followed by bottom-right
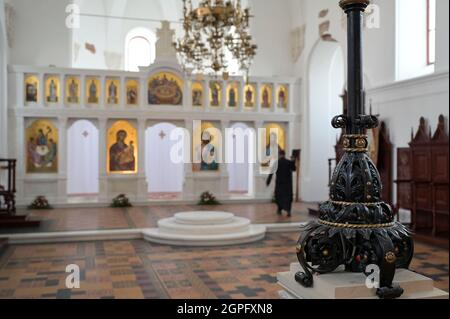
(125, 28), (156, 72)
(396, 0), (435, 81)
(426, 0), (436, 65)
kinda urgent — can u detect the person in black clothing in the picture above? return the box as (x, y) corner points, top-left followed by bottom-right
(266, 150), (296, 217)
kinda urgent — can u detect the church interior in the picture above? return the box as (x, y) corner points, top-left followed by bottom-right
(0, 0), (448, 300)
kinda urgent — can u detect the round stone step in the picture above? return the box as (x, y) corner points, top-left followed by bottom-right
(174, 211), (235, 225)
(143, 211), (267, 247)
(158, 216), (251, 235)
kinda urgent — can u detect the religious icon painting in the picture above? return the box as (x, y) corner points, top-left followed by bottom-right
(25, 119), (58, 174)
(105, 78), (120, 105)
(24, 74), (39, 104)
(244, 83), (256, 108)
(260, 84), (273, 109)
(193, 122), (220, 172)
(227, 82), (239, 108)
(45, 75), (60, 105)
(277, 85), (288, 108)
(192, 81), (203, 107)
(261, 123), (286, 170)
(125, 79), (139, 106)
(147, 72), (183, 105)
(65, 76), (80, 105)
(107, 120), (138, 174)
(86, 77), (100, 105)
(209, 81), (222, 107)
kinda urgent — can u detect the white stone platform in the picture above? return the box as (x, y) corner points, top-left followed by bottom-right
(278, 263), (449, 299)
(143, 211), (267, 246)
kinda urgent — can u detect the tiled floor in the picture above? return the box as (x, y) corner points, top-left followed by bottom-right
(0, 234), (447, 299)
(2, 202), (317, 234)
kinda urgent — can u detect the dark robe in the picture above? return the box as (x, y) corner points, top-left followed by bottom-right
(266, 157), (296, 213)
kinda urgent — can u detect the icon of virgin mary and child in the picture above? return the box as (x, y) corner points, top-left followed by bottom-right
(109, 130), (136, 172)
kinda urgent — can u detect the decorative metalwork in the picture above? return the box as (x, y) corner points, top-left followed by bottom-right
(173, 0), (257, 77)
(294, 0), (414, 299)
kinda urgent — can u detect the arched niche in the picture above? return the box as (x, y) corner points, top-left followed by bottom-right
(303, 39), (345, 202)
(227, 122), (255, 196)
(145, 122), (185, 197)
(67, 119), (99, 195)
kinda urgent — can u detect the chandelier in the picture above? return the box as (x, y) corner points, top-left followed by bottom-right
(173, 0), (257, 78)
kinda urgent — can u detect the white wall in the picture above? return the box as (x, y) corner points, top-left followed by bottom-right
(0, 0), (7, 158)
(6, 0), (72, 67)
(247, 0), (294, 77)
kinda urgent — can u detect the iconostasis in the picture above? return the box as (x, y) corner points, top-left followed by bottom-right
(12, 65), (297, 204)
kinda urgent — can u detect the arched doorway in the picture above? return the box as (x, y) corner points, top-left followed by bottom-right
(303, 40), (345, 202)
(67, 119), (99, 196)
(227, 122), (254, 197)
(146, 123), (184, 199)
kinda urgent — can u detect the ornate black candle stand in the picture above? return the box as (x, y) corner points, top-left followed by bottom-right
(294, 0), (414, 299)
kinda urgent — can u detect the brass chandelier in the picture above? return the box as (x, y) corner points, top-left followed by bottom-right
(173, 0), (257, 77)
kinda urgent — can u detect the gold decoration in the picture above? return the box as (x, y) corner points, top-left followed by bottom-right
(192, 81), (204, 107)
(45, 75), (60, 104)
(107, 121), (138, 174)
(260, 84), (272, 108)
(24, 74), (39, 104)
(244, 83), (256, 107)
(226, 82), (239, 107)
(330, 200), (384, 207)
(174, 0), (257, 76)
(355, 137), (367, 148)
(318, 219), (395, 229)
(105, 78), (120, 105)
(25, 119), (58, 174)
(193, 122), (221, 172)
(209, 81), (222, 107)
(277, 85), (288, 108)
(264, 123), (286, 151)
(65, 76), (80, 104)
(343, 138), (351, 148)
(125, 79), (139, 106)
(148, 72), (184, 105)
(86, 77), (100, 104)
(385, 252), (397, 264)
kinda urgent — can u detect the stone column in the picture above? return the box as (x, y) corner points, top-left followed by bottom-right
(136, 118), (148, 202)
(254, 120), (271, 200)
(15, 116), (25, 204)
(80, 74), (86, 108)
(255, 82), (261, 114)
(140, 75), (147, 108)
(184, 78), (191, 111)
(288, 82), (295, 114)
(38, 73), (45, 108)
(220, 120), (230, 199)
(183, 119), (195, 200)
(57, 116), (68, 204)
(98, 118), (108, 202)
(220, 80), (227, 112)
(120, 76), (126, 108)
(238, 80), (244, 112)
(203, 79), (209, 112)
